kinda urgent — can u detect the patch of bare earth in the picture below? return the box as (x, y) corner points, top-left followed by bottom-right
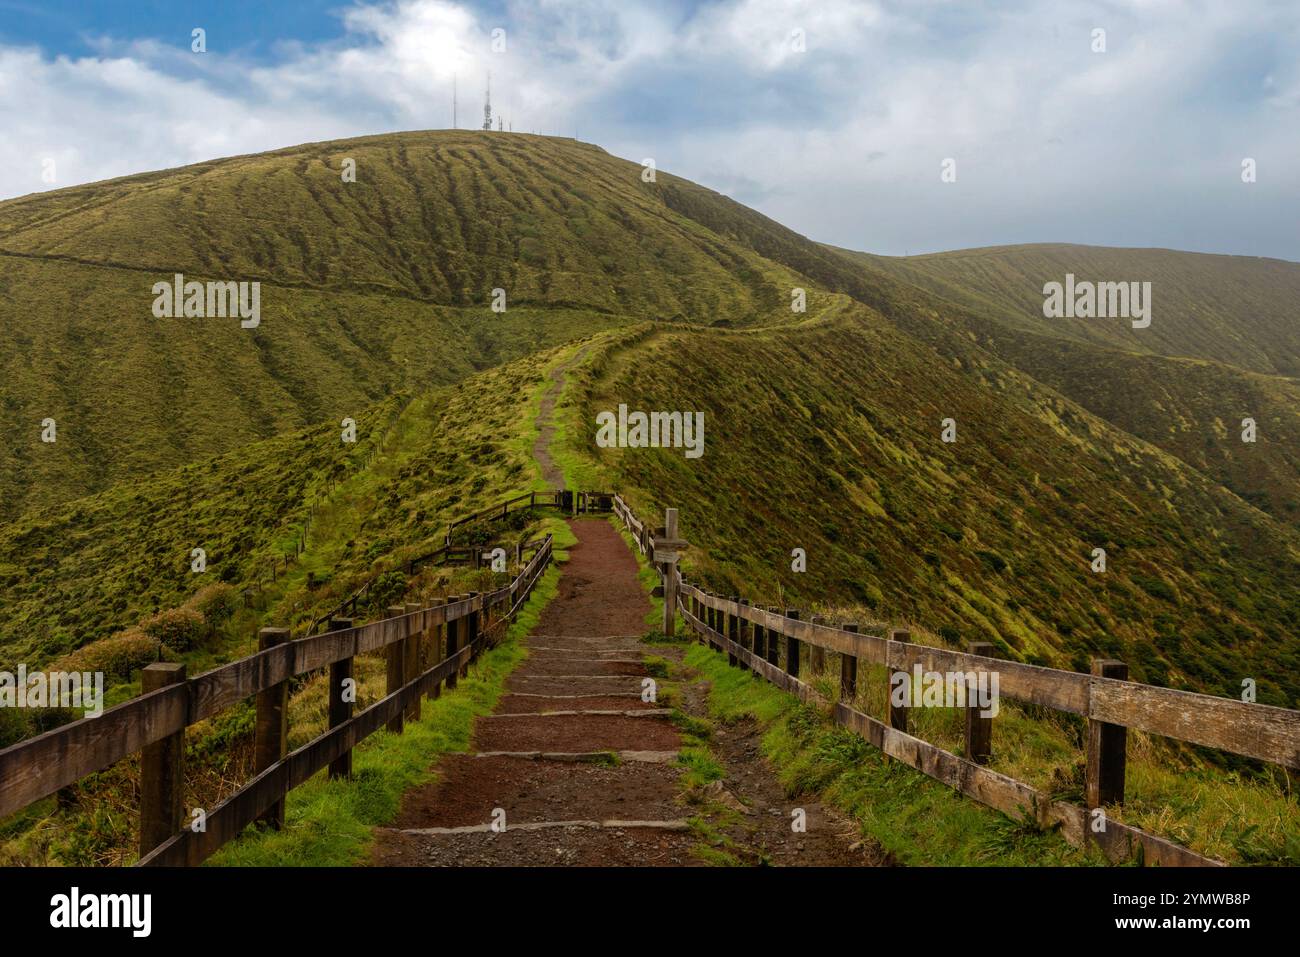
(370, 518), (697, 866)
(650, 644), (889, 867)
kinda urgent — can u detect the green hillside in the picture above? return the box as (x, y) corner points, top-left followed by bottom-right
(560, 314), (1300, 709)
(3, 130), (1297, 697)
(831, 245), (1300, 522)
(850, 243), (1300, 375)
(0, 131), (818, 518)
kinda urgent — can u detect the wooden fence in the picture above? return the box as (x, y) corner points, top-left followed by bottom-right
(612, 495), (1300, 866)
(310, 486), (612, 634)
(443, 488), (614, 545)
(0, 536), (553, 866)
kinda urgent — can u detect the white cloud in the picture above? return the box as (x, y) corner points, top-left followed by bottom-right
(1, 0), (1296, 259)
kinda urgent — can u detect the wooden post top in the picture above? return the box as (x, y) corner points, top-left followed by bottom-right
(141, 662), (185, 687)
(258, 627), (290, 648)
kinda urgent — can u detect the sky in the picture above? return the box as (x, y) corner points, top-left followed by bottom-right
(1, 0), (1297, 260)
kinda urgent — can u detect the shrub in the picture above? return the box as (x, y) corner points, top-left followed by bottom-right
(54, 630), (166, 679)
(368, 570), (409, 613)
(140, 607), (207, 652)
(186, 583), (238, 633)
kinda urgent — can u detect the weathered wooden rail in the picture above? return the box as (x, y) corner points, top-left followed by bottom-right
(311, 486), (611, 634)
(612, 495), (1300, 866)
(442, 487), (614, 545)
(0, 536), (553, 866)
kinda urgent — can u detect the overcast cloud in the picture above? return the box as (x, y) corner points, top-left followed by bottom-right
(1, 0), (1296, 259)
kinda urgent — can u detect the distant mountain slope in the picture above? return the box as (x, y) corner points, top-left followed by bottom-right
(823, 244), (1300, 521)
(849, 243), (1300, 376)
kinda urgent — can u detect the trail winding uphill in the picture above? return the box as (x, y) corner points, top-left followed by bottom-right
(370, 350), (878, 867)
(369, 517), (878, 866)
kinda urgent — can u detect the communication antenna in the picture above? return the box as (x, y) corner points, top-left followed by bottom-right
(452, 73), (457, 128)
(483, 71), (493, 130)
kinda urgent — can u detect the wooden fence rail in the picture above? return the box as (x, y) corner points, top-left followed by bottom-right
(442, 487), (615, 545)
(610, 494), (1300, 866)
(311, 482), (607, 633)
(0, 536), (554, 865)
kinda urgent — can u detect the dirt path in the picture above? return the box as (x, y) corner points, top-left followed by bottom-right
(370, 344), (878, 867)
(532, 348), (586, 487)
(369, 517), (882, 867)
(371, 517), (699, 866)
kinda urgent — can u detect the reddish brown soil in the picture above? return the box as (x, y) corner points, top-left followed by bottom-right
(512, 658), (647, 676)
(496, 693), (655, 714)
(377, 825), (701, 867)
(473, 713), (683, 752)
(369, 517), (881, 868)
(390, 755), (684, 829)
(504, 675), (644, 696)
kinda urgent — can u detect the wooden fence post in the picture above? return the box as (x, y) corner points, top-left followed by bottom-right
(328, 618), (355, 780)
(662, 508), (680, 638)
(840, 624), (859, 702)
(739, 599), (751, 661)
(727, 598), (740, 666)
(139, 662), (186, 857)
(785, 609), (801, 679)
(810, 616), (826, 674)
(965, 641), (995, 764)
(386, 606), (407, 733)
(887, 628), (910, 733)
(446, 597), (463, 691)
(765, 607), (781, 667)
(464, 592), (480, 676)
(428, 604), (445, 702)
(752, 606), (765, 667)
(404, 603), (423, 722)
(710, 599), (721, 652)
(1087, 659), (1129, 808)
(255, 627), (291, 828)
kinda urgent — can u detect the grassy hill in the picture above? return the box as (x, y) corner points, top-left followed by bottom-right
(3, 129), (1297, 695)
(1, 132), (1296, 864)
(834, 244), (1300, 521)
(558, 314), (1300, 709)
(851, 243), (1300, 375)
(0, 131), (819, 519)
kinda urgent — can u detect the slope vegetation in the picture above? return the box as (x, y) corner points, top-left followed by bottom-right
(562, 312), (1300, 708)
(0, 131), (815, 517)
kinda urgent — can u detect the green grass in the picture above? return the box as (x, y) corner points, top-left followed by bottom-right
(567, 319), (1300, 709)
(208, 560), (562, 866)
(682, 642), (1101, 866)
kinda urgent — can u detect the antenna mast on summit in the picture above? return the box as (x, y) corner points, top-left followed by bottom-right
(483, 71), (493, 130)
(452, 73), (457, 128)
